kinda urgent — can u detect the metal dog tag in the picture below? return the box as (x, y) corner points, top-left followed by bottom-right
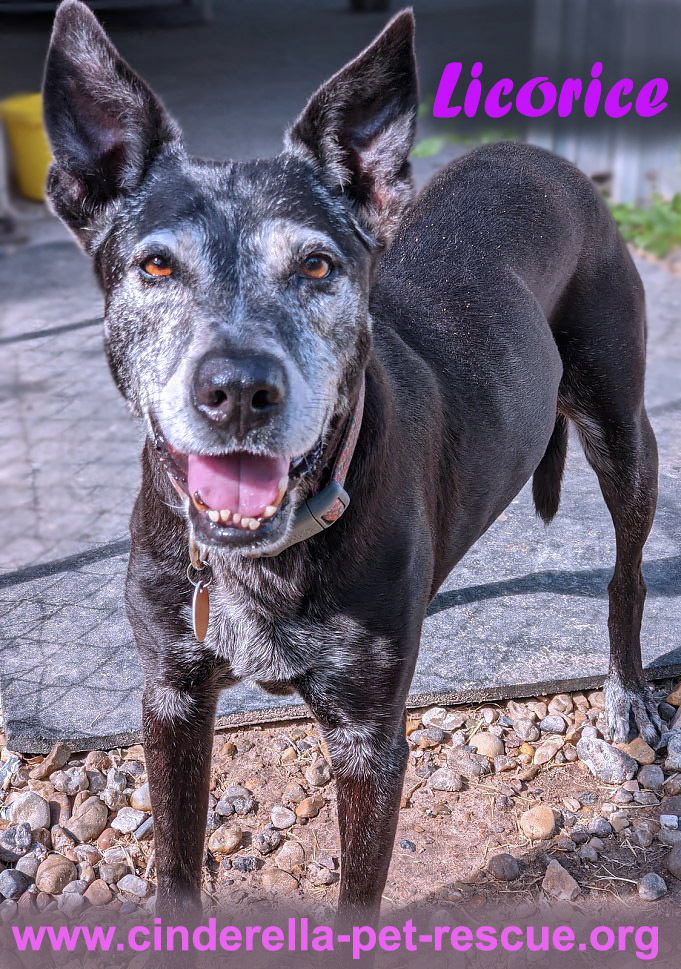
(192, 581), (210, 642)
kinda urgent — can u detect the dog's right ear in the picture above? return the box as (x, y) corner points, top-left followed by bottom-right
(285, 9), (418, 247)
(43, 0), (181, 246)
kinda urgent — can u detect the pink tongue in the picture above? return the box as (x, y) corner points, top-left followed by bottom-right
(187, 452), (289, 518)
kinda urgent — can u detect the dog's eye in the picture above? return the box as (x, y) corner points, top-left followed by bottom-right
(141, 255), (174, 278)
(300, 255), (332, 280)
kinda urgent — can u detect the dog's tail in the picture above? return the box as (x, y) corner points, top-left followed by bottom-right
(532, 414), (568, 524)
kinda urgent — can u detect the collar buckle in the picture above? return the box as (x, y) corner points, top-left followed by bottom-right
(263, 479), (350, 556)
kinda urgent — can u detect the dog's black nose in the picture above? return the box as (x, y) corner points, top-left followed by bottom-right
(192, 353), (286, 436)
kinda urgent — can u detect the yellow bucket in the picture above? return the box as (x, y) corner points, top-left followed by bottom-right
(0, 93), (52, 202)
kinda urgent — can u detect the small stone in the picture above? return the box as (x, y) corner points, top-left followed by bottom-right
(538, 715), (566, 734)
(111, 808), (147, 835)
(428, 768), (464, 792)
(622, 738), (656, 765)
(62, 879), (88, 895)
(410, 727), (447, 749)
(0, 900), (18, 923)
(84, 879), (113, 906)
(610, 812), (631, 833)
(261, 869), (298, 894)
(216, 786), (256, 816)
(77, 862), (95, 885)
(276, 840), (305, 873)
(117, 874), (150, 900)
(635, 791), (659, 806)
(579, 844), (599, 863)
(588, 817), (612, 838)
(51, 824), (78, 857)
(87, 771), (107, 794)
(563, 797), (580, 813)
(304, 759), (332, 787)
(614, 789), (634, 804)
(400, 839), (416, 852)
(10, 793), (51, 832)
(232, 856), (257, 873)
(666, 683), (681, 707)
(514, 720), (540, 742)
(208, 825), (242, 857)
(638, 873), (667, 900)
(660, 815), (679, 829)
(530, 700), (549, 718)
(446, 747), (491, 779)
(665, 777), (681, 797)
(571, 826), (589, 844)
(520, 805), (558, 841)
(51, 767), (89, 797)
(487, 853), (520, 881)
(58, 894), (85, 916)
(16, 851), (42, 880)
(66, 797), (109, 843)
(282, 783), (306, 806)
(310, 864), (336, 886)
(0, 870), (31, 900)
(97, 828), (116, 852)
(29, 744), (71, 781)
(0, 824), (33, 864)
(628, 825), (654, 848)
(667, 844), (681, 880)
(84, 751), (112, 773)
(271, 806), (296, 830)
(254, 829), (282, 856)
(638, 765), (665, 791)
(548, 695), (573, 715)
(134, 817), (154, 841)
(657, 828), (681, 846)
(542, 859), (580, 900)
(494, 755), (517, 773)
(121, 760), (145, 780)
(295, 795), (323, 819)
(36, 855), (77, 895)
(576, 737), (638, 784)
(534, 736), (564, 765)
(470, 733), (504, 758)
(130, 783), (151, 813)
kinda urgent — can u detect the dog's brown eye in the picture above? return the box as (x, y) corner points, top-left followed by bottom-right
(301, 255), (332, 279)
(141, 255), (173, 278)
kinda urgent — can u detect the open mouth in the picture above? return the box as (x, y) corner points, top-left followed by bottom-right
(153, 425), (325, 547)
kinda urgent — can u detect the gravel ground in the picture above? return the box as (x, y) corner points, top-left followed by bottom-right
(0, 680), (680, 929)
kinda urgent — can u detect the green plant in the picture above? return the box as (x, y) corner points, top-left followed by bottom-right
(609, 194), (681, 258)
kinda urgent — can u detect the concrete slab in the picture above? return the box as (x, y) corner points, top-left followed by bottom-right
(0, 253), (679, 753)
(0, 0), (678, 751)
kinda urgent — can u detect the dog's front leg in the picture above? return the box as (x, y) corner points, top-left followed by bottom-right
(299, 671), (409, 929)
(142, 678), (219, 917)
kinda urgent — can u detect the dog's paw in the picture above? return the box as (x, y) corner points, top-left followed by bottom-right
(603, 674), (663, 745)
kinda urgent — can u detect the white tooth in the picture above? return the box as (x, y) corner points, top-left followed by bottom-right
(232, 513), (241, 525)
(263, 505), (277, 519)
(241, 518), (252, 529)
(219, 509), (231, 523)
(208, 510), (220, 523)
(248, 519), (260, 531)
(276, 475), (289, 505)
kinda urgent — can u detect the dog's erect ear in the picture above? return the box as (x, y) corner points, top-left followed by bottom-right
(43, 0), (181, 245)
(285, 9), (418, 246)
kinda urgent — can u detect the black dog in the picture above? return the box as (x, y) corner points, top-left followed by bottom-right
(43, 1), (659, 924)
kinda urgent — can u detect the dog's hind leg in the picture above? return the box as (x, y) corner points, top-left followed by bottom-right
(574, 407), (661, 743)
(554, 249), (661, 743)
